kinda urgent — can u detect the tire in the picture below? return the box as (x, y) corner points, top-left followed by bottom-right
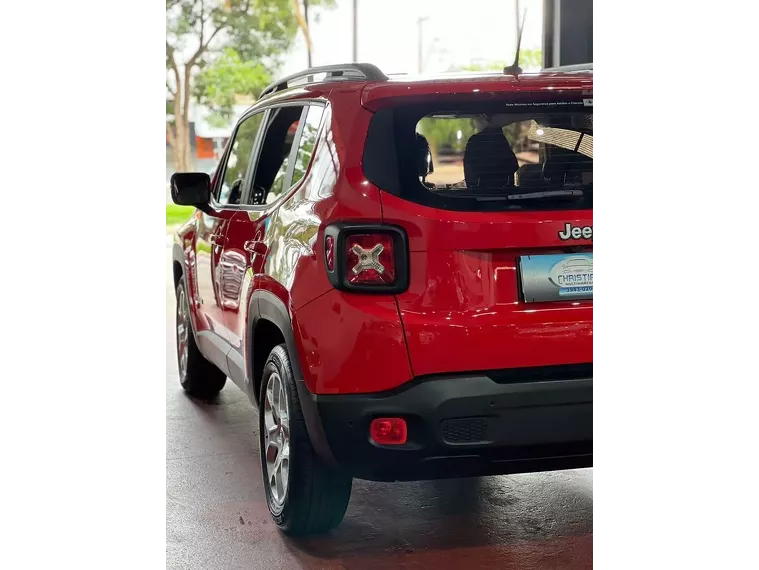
(259, 344), (352, 535)
(175, 277), (226, 399)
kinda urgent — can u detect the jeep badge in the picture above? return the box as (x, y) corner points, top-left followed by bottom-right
(558, 223), (592, 241)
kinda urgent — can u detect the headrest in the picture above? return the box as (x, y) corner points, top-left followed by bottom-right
(542, 151), (592, 183)
(463, 128), (519, 190)
(515, 163), (544, 187)
(415, 133), (433, 177)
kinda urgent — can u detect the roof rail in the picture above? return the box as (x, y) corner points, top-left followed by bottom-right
(259, 63), (388, 100)
(542, 63), (593, 73)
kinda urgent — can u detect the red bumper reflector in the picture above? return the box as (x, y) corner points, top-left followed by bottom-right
(369, 418), (408, 445)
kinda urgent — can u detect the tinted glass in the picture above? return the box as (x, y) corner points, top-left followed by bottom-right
(218, 112), (263, 205)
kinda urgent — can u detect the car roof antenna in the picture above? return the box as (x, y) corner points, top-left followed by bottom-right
(503, 9), (527, 76)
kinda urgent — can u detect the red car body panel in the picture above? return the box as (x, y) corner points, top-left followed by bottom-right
(175, 71), (592, 396)
(380, 193), (592, 379)
(295, 290), (413, 394)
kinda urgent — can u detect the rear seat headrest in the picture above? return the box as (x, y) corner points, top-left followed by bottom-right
(463, 127), (519, 190)
(415, 133), (433, 177)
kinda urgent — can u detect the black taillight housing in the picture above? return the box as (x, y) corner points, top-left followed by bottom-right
(323, 223), (409, 293)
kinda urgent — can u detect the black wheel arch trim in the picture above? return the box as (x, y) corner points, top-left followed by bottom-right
(172, 245), (199, 348)
(172, 242), (185, 276)
(247, 289), (337, 466)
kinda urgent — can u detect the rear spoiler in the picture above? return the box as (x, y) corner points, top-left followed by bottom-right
(360, 74), (592, 111)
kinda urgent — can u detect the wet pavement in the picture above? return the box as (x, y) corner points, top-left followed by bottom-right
(166, 250), (593, 569)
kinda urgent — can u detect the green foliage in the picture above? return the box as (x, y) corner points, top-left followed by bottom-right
(193, 48), (271, 126)
(418, 116), (529, 155)
(166, 0), (297, 64)
(167, 0), (297, 118)
(519, 48), (543, 70)
(418, 117), (476, 153)
(216, 0), (297, 63)
(455, 61), (508, 72)
(452, 49), (543, 73)
(166, 204), (196, 226)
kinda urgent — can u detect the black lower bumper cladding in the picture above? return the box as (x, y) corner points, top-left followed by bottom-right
(299, 367), (593, 482)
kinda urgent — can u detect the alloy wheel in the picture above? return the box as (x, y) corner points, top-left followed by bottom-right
(263, 371), (290, 509)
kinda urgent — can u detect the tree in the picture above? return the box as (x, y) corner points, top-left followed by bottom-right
(418, 117), (476, 155)
(166, 0), (297, 172)
(192, 48), (270, 128)
(290, 0), (335, 67)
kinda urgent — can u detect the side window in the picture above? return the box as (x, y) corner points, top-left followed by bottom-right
(290, 106), (325, 187)
(251, 105), (305, 205)
(217, 112), (263, 205)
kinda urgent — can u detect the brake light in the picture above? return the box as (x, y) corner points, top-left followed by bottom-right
(370, 418), (408, 445)
(323, 224), (408, 293)
(346, 234), (395, 285)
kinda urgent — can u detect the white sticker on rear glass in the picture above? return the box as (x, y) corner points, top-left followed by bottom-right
(583, 98), (593, 106)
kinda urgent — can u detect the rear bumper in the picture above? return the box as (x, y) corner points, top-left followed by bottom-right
(301, 372), (592, 482)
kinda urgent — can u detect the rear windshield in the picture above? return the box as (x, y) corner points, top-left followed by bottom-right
(363, 97), (592, 211)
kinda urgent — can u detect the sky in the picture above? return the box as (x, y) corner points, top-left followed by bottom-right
(280, 0), (544, 76)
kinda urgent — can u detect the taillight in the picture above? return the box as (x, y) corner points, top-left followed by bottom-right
(323, 224), (408, 293)
(346, 234), (395, 285)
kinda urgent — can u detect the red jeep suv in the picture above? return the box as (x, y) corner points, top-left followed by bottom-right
(171, 63), (593, 535)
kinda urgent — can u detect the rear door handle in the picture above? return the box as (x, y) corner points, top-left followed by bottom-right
(244, 241), (267, 255)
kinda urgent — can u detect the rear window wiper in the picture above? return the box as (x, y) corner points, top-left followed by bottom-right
(429, 188), (586, 205)
(450, 189), (584, 202)
(506, 189), (584, 201)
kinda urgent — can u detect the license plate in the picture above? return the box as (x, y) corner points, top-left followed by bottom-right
(519, 253), (593, 303)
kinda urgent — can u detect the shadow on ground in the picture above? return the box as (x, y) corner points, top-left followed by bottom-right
(285, 470), (592, 569)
